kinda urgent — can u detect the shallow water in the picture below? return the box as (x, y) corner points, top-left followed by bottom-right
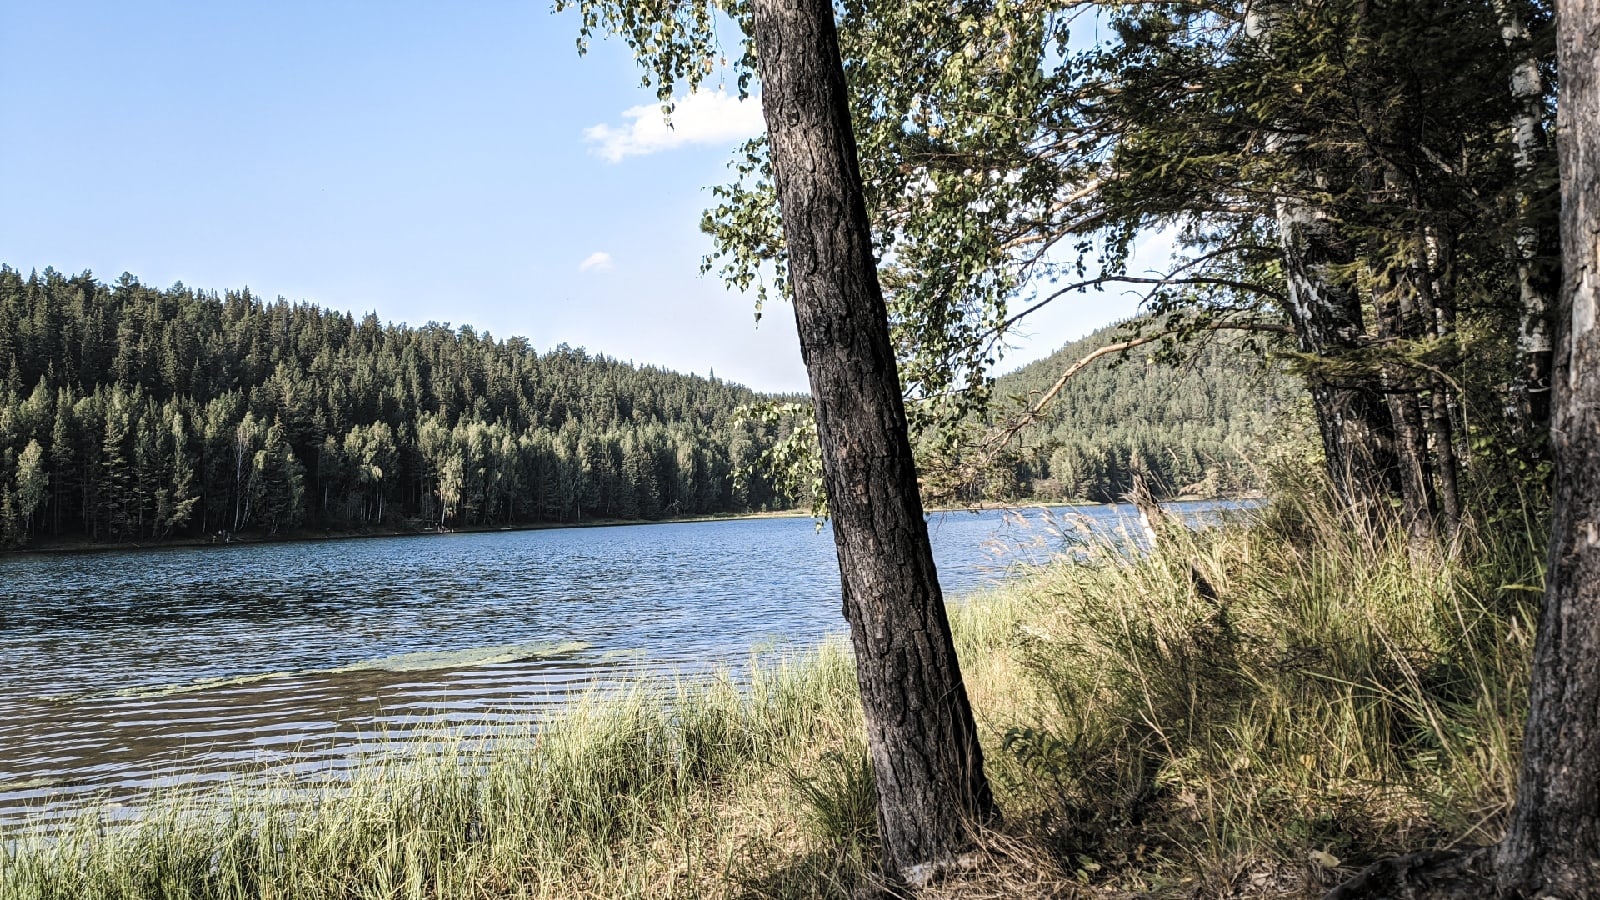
(0, 501), (1243, 825)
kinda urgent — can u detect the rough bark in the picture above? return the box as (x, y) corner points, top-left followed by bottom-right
(1389, 386), (1436, 541)
(1495, 1), (1600, 893)
(1246, 8), (1402, 524)
(1413, 241), (1463, 538)
(1372, 270), (1437, 545)
(1277, 196), (1403, 521)
(1424, 374), (1462, 538)
(746, 0), (998, 883)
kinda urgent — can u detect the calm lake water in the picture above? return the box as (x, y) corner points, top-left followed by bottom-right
(0, 502), (1242, 826)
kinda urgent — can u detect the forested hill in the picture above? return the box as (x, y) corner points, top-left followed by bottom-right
(0, 267), (799, 548)
(992, 321), (1298, 502)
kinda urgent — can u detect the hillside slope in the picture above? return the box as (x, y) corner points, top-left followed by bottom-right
(0, 267), (795, 547)
(992, 320), (1299, 501)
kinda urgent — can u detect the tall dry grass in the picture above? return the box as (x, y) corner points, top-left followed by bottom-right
(963, 493), (1540, 896)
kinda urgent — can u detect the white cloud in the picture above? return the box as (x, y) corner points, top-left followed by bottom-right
(584, 91), (765, 163)
(579, 251), (613, 273)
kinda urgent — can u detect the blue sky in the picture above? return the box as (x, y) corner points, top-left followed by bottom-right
(0, 1), (1144, 394)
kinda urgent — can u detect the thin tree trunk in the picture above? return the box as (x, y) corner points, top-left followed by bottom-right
(1495, 0), (1559, 438)
(1496, 0), (1600, 892)
(747, 0), (997, 882)
(1412, 239), (1463, 538)
(1388, 386), (1434, 539)
(1372, 272), (1436, 545)
(1424, 377), (1462, 536)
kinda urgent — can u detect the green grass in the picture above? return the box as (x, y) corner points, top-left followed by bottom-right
(0, 495), (1542, 899)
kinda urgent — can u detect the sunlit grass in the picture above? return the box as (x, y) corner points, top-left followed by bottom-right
(0, 494), (1541, 899)
(958, 495), (1538, 897)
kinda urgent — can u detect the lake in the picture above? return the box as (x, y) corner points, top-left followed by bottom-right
(0, 501), (1240, 827)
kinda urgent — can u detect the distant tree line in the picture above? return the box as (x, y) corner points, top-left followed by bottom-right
(987, 323), (1297, 502)
(0, 267), (799, 547)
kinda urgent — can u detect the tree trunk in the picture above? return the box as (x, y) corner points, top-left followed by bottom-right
(747, 0), (997, 883)
(1496, 1), (1600, 893)
(1372, 269), (1437, 545)
(1277, 196), (1403, 521)
(1412, 237), (1463, 539)
(1495, 0), (1559, 439)
(1247, 8), (1402, 524)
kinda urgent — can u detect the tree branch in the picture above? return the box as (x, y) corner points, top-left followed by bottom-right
(999, 273), (1286, 337)
(983, 319), (1292, 455)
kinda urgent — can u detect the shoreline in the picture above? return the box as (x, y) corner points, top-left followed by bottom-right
(1, 502), (1515, 899)
(1, 494), (1260, 559)
(0, 509), (815, 559)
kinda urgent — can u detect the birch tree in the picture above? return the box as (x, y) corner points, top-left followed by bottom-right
(706, 0), (1551, 536)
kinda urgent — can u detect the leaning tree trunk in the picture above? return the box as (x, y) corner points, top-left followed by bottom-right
(1496, 0), (1600, 893)
(747, 0), (997, 883)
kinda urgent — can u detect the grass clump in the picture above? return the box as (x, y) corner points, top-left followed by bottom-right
(965, 497), (1540, 897)
(0, 495), (1542, 899)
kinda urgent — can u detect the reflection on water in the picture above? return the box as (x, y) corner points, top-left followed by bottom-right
(0, 502), (1247, 825)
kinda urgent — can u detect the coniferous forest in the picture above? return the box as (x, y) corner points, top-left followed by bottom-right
(0, 266), (801, 547)
(992, 323), (1297, 502)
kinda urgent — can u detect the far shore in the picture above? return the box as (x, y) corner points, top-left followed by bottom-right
(1, 493), (1258, 559)
(0, 509), (811, 559)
